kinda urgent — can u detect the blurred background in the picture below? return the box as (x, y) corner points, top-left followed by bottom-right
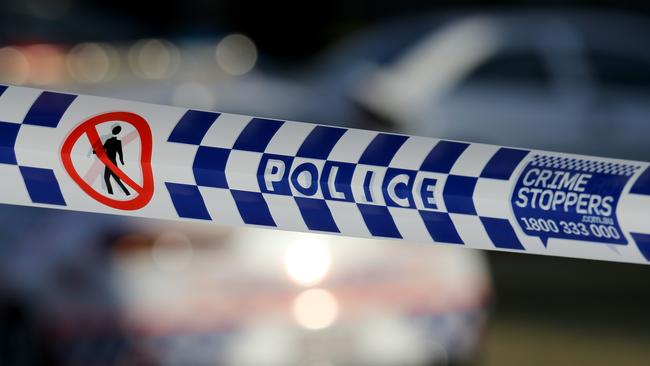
(1, 1), (650, 365)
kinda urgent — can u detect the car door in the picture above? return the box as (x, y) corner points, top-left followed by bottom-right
(425, 47), (582, 151)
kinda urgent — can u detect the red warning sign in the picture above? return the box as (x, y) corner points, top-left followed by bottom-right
(61, 111), (154, 210)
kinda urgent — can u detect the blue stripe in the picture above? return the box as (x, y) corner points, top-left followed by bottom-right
(233, 118), (284, 152)
(419, 177), (439, 209)
(296, 126), (347, 159)
(295, 197), (339, 232)
(0, 122), (20, 165)
(420, 141), (469, 173)
(258, 154), (294, 195)
(290, 162), (320, 196)
(480, 217), (524, 250)
(631, 232), (650, 261)
(382, 168), (416, 208)
(0, 85), (7, 96)
(630, 167), (650, 195)
(231, 190), (276, 226)
(357, 204), (402, 238)
(362, 170), (374, 202)
(20, 166), (66, 206)
(358, 133), (409, 166)
(193, 146), (230, 188)
(320, 161), (355, 201)
(480, 148), (529, 180)
(165, 182), (211, 220)
(443, 175), (477, 215)
(419, 211), (463, 244)
(168, 110), (220, 145)
(23, 91), (77, 128)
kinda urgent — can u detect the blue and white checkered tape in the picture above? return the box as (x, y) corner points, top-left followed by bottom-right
(1, 84), (649, 264)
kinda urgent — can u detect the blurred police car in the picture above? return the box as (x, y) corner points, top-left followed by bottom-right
(0, 207), (489, 365)
(0, 31), (492, 366)
(351, 12), (650, 160)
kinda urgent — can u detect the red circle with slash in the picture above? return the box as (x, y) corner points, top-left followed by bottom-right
(61, 111), (154, 210)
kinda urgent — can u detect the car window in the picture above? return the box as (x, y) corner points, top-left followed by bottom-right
(589, 51), (650, 90)
(462, 51), (551, 88)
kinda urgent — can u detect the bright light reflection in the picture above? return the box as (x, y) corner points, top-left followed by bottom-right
(24, 44), (66, 85)
(215, 34), (257, 76)
(128, 39), (180, 79)
(67, 42), (115, 83)
(284, 237), (331, 286)
(292, 289), (338, 330)
(0, 47), (30, 84)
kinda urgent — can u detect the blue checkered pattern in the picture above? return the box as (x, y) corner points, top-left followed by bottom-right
(164, 113), (530, 251)
(0, 86), (74, 206)
(629, 167), (650, 258)
(631, 167), (650, 195)
(530, 154), (640, 176)
(2, 83), (650, 264)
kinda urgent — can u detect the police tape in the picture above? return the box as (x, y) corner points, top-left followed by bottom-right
(1, 84), (649, 264)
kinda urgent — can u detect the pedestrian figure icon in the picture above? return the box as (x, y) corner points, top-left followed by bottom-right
(96, 125), (130, 196)
(61, 111), (154, 210)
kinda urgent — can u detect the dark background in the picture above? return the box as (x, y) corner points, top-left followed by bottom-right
(3, 1), (650, 58)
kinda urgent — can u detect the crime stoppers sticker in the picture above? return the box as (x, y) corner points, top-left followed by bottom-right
(511, 155), (641, 246)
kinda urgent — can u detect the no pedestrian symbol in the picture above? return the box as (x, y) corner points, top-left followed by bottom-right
(61, 111), (154, 210)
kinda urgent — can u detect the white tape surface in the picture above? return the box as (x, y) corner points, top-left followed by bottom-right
(1, 84), (649, 263)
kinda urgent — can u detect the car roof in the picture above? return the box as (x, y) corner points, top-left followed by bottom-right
(316, 10), (650, 73)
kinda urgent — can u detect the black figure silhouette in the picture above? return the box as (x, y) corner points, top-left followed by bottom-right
(100, 125), (130, 196)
